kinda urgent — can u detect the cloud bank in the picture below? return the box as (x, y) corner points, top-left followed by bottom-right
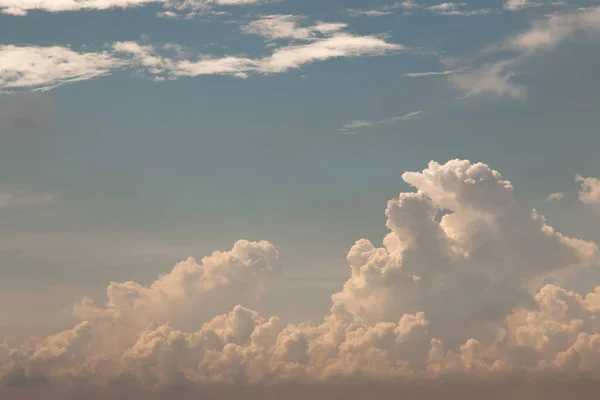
(2, 159), (600, 392)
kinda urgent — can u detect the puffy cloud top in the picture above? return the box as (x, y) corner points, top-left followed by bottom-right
(2, 159), (599, 391)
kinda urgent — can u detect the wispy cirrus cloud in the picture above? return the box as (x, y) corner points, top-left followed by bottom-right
(401, 70), (458, 78)
(340, 110), (423, 134)
(448, 59), (526, 99)
(436, 7), (600, 99)
(0, 23), (403, 91)
(347, 1), (493, 18)
(0, 45), (124, 92)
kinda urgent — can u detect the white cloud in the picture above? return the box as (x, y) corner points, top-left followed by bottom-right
(545, 192), (565, 202)
(0, 27), (402, 91)
(425, 2), (492, 16)
(3, 159), (599, 388)
(115, 33), (401, 79)
(504, 0), (568, 12)
(341, 111), (423, 132)
(505, 7), (600, 54)
(347, 9), (391, 17)
(0, 0), (159, 15)
(0, 0), (273, 16)
(0, 45), (123, 92)
(241, 15), (347, 41)
(446, 7), (600, 98)
(394, 1), (421, 10)
(401, 70), (457, 77)
(448, 59), (526, 99)
(258, 34), (402, 73)
(576, 175), (600, 205)
(426, 2), (465, 12)
(504, 0), (531, 11)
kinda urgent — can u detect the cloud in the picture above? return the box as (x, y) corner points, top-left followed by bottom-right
(0, 0), (273, 16)
(241, 15), (347, 41)
(258, 34), (402, 73)
(545, 192), (565, 202)
(115, 33), (402, 79)
(347, 9), (392, 17)
(504, 0), (532, 11)
(440, 7), (600, 98)
(2, 159), (600, 389)
(424, 2), (493, 16)
(401, 70), (458, 77)
(505, 7), (600, 54)
(426, 2), (465, 12)
(341, 111), (423, 132)
(0, 192), (55, 208)
(0, 45), (123, 92)
(504, 0), (568, 12)
(0, 0), (159, 15)
(576, 175), (600, 205)
(72, 239), (280, 330)
(1, 22), (402, 91)
(448, 59), (526, 99)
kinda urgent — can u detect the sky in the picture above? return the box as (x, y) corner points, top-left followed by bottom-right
(2, 0), (600, 397)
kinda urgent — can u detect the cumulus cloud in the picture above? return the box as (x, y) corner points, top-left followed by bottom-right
(576, 175), (600, 205)
(545, 192), (565, 202)
(2, 159), (600, 391)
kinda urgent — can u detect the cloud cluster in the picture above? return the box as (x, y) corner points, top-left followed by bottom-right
(2, 159), (600, 390)
(0, 21), (401, 91)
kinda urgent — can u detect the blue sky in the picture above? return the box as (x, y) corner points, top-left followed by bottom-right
(1, 0), (600, 339)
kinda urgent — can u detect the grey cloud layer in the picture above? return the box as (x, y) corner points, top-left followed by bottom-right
(2, 159), (600, 390)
